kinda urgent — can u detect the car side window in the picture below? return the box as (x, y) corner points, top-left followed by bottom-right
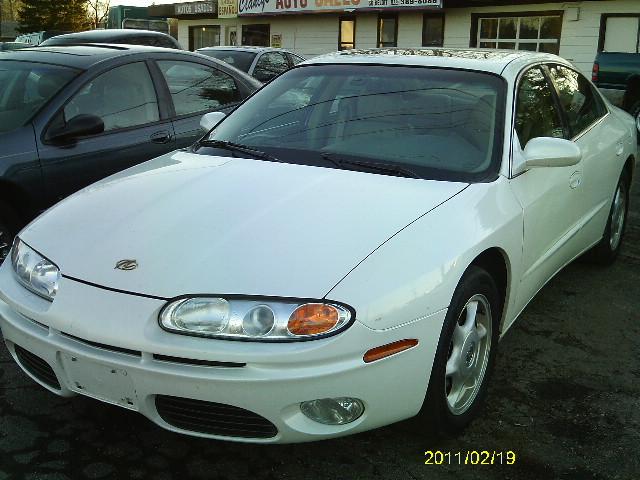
(548, 65), (607, 137)
(515, 66), (564, 148)
(288, 53), (304, 66)
(157, 60), (241, 117)
(64, 62), (159, 132)
(253, 52), (289, 82)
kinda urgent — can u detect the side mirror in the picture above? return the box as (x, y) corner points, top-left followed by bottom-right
(48, 114), (104, 144)
(523, 137), (582, 168)
(200, 111), (226, 132)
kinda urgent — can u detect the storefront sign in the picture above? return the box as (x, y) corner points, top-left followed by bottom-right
(218, 0), (238, 17)
(238, 0), (440, 15)
(175, 1), (217, 15)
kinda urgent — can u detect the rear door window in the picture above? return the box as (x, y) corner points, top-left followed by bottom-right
(157, 60), (241, 116)
(548, 65), (607, 137)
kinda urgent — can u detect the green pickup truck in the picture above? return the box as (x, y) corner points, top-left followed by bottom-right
(593, 52), (640, 125)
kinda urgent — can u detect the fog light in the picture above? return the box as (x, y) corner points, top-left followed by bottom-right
(300, 397), (364, 425)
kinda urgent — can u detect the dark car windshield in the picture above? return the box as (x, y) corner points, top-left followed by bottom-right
(198, 50), (258, 73)
(0, 61), (79, 134)
(203, 64), (506, 182)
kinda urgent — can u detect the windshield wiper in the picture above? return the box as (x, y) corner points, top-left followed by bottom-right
(321, 153), (421, 179)
(199, 139), (280, 162)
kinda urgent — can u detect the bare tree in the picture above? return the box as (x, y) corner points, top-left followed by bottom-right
(86, 0), (109, 29)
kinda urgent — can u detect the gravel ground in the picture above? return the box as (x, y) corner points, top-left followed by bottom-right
(0, 174), (638, 480)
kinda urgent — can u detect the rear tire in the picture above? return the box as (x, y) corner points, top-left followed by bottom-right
(0, 202), (19, 265)
(421, 265), (501, 434)
(589, 171), (630, 265)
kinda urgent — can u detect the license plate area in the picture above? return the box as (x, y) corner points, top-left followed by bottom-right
(60, 353), (138, 410)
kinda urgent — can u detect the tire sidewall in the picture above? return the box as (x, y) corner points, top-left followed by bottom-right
(423, 265), (501, 434)
(602, 172), (630, 261)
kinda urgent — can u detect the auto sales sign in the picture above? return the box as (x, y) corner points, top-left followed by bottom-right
(238, 0), (441, 15)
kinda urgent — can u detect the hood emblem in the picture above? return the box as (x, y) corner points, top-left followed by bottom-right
(115, 259), (138, 271)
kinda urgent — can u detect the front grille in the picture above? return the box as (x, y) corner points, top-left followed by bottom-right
(153, 354), (245, 368)
(61, 332), (142, 357)
(14, 345), (60, 390)
(155, 395), (278, 439)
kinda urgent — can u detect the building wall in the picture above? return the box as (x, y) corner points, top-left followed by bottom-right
(444, 0), (640, 75)
(177, 1), (640, 74)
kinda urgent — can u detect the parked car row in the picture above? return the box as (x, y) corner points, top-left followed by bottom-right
(0, 45), (636, 444)
(0, 43), (262, 263)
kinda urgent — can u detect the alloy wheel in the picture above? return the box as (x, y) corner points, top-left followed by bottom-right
(0, 224), (10, 264)
(445, 294), (493, 416)
(609, 182), (627, 251)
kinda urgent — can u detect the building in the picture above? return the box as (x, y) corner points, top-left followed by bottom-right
(150, 0), (640, 78)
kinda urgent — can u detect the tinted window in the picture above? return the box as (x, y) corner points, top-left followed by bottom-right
(548, 65), (607, 136)
(158, 60), (241, 116)
(209, 65), (505, 182)
(64, 62), (159, 132)
(515, 67), (564, 148)
(0, 61), (79, 133)
(288, 53), (305, 66)
(198, 50), (257, 73)
(253, 52), (289, 82)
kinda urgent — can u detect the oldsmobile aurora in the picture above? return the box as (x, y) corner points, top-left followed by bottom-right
(0, 49), (635, 443)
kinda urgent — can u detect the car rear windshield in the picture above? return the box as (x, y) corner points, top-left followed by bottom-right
(198, 50), (257, 73)
(0, 61), (79, 133)
(205, 64), (506, 182)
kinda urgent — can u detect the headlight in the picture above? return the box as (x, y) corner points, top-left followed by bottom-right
(159, 296), (354, 341)
(10, 238), (60, 301)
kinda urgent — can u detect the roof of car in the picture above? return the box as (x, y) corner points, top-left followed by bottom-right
(0, 44), (203, 69)
(306, 48), (561, 75)
(198, 46), (295, 54)
(45, 29), (174, 41)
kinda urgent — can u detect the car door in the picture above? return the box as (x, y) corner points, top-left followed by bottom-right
(509, 65), (585, 313)
(36, 61), (176, 205)
(546, 64), (625, 246)
(154, 60), (245, 149)
(252, 52), (290, 83)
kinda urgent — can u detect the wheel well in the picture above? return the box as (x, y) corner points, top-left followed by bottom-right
(469, 248), (509, 332)
(624, 76), (640, 111)
(624, 156), (635, 185)
(0, 180), (33, 224)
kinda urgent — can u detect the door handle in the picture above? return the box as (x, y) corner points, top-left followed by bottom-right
(150, 130), (171, 144)
(569, 171), (582, 189)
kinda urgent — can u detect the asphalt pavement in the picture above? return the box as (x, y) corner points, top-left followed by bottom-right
(0, 174), (638, 480)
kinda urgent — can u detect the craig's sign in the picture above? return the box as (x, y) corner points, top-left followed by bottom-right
(239, 0), (441, 15)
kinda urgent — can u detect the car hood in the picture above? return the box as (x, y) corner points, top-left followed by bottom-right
(20, 151), (467, 299)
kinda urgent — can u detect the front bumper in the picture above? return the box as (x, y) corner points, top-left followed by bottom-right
(0, 264), (444, 444)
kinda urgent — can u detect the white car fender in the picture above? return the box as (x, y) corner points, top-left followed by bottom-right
(325, 176), (525, 333)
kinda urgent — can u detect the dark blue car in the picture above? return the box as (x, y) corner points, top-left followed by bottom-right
(0, 44), (261, 262)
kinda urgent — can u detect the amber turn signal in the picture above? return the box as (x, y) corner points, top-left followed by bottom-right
(363, 339), (419, 363)
(288, 303), (340, 336)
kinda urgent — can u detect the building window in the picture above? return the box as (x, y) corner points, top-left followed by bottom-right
(189, 25), (220, 51)
(339, 16), (356, 50)
(599, 15), (640, 53)
(473, 13), (562, 55)
(377, 14), (398, 48)
(422, 13), (444, 47)
(242, 24), (270, 47)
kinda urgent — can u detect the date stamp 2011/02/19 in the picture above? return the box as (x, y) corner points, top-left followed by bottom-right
(424, 450), (517, 465)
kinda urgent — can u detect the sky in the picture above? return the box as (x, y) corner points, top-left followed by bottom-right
(112, 1), (160, 7)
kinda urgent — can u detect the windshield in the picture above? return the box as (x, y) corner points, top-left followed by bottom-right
(199, 50), (258, 73)
(0, 61), (79, 133)
(205, 64), (506, 182)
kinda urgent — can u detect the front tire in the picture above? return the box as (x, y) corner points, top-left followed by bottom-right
(589, 171), (630, 265)
(421, 265), (501, 434)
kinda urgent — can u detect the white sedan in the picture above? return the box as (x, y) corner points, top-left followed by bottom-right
(0, 48), (635, 444)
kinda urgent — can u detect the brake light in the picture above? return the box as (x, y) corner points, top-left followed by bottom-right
(592, 62), (599, 83)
